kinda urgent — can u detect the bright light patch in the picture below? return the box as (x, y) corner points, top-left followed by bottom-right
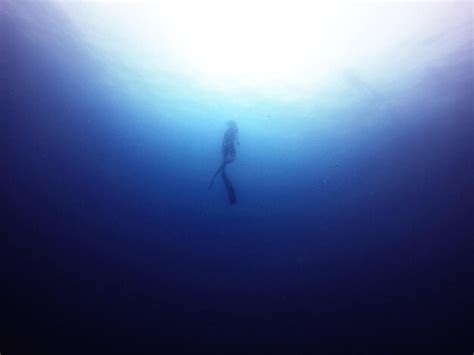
(54, 0), (470, 96)
(158, 1), (349, 85)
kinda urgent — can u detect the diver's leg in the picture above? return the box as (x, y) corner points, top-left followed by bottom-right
(209, 161), (227, 189)
(209, 149), (236, 189)
(221, 165), (237, 205)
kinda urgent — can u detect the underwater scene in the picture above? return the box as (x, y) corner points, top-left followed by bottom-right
(2, 0), (473, 353)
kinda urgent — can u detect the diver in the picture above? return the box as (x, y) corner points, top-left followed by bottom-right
(222, 120), (239, 164)
(209, 120), (239, 204)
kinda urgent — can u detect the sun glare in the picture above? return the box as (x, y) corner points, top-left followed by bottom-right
(55, 0), (468, 93)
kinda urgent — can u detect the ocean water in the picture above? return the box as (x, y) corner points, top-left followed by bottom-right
(2, 1), (473, 353)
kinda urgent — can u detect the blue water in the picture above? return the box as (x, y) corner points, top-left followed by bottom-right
(2, 1), (473, 353)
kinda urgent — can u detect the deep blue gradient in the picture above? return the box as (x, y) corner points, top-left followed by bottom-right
(2, 1), (473, 353)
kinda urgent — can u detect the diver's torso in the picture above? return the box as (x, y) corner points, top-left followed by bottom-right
(222, 128), (237, 155)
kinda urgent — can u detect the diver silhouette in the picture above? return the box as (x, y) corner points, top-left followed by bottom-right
(209, 120), (239, 204)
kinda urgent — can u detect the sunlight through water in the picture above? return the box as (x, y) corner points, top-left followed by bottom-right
(54, 0), (471, 103)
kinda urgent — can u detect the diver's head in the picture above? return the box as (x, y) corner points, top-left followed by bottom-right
(227, 120), (237, 129)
